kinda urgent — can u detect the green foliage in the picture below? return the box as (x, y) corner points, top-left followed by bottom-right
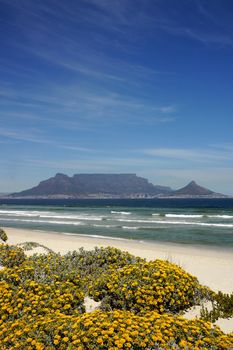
(24, 246), (144, 291)
(63, 246), (144, 289)
(200, 291), (233, 322)
(0, 244), (26, 268)
(0, 228), (8, 243)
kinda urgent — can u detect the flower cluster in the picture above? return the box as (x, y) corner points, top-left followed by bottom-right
(0, 244), (26, 268)
(0, 278), (84, 322)
(0, 310), (232, 349)
(89, 260), (212, 314)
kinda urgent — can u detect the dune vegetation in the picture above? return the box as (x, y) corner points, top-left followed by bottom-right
(0, 228), (232, 349)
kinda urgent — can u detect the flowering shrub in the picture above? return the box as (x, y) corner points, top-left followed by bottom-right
(0, 310), (232, 349)
(63, 246), (144, 290)
(26, 246), (144, 291)
(0, 244), (26, 268)
(0, 278), (84, 322)
(89, 260), (212, 314)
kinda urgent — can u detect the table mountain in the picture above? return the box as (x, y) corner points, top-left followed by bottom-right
(11, 173), (172, 198)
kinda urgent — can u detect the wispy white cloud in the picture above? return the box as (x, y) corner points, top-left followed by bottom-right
(211, 143), (233, 152)
(0, 127), (95, 152)
(159, 106), (176, 114)
(22, 157), (152, 173)
(141, 146), (233, 163)
(0, 79), (176, 129)
(155, 2), (233, 47)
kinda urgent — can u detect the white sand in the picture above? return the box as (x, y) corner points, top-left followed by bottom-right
(3, 227), (233, 333)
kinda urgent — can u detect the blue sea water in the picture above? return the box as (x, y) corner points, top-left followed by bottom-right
(0, 198), (233, 248)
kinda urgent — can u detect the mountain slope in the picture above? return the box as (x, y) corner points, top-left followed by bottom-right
(172, 181), (219, 196)
(12, 173), (172, 198)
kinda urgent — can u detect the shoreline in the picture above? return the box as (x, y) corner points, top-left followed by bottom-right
(4, 226), (233, 293)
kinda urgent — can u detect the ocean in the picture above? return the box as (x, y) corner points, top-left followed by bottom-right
(0, 198), (233, 248)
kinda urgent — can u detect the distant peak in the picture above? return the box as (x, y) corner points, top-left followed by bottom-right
(174, 180), (215, 196)
(188, 180), (197, 186)
(55, 173), (68, 178)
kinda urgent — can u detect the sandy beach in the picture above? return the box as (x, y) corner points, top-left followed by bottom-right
(3, 226), (233, 333)
(5, 227), (233, 293)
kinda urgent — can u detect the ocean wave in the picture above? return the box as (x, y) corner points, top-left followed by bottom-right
(165, 214), (203, 218)
(0, 210), (49, 217)
(62, 232), (130, 241)
(1, 218), (84, 225)
(116, 218), (164, 224)
(92, 224), (119, 228)
(195, 222), (233, 228)
(208, 215), (233, 219)
(161, 221), (233, 228)
(111, 210), (131, 215)
(40, 214), (103, 221)
(122, 226), (139, 230)
(115, 218), (233, 228)
(0, 210), (103, 221)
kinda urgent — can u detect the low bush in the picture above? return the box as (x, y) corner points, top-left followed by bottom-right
(201, 291), (233, 322)
(0, 244), (26, 268)
(89, 259), (212, 314)
(0, 228), (8, 243)
(27, 246), (144, 291)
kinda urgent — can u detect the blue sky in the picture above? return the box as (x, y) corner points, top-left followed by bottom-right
(0, 0), (233, 194)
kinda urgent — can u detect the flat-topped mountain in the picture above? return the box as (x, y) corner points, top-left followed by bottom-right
(11, 173), (172, 198)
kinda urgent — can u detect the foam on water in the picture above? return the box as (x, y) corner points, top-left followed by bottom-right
(111, 211), (131, 215)
(165, 214), (203, 218)
(122, 226), (139, 230)
(0, 210), (103, 221)
(62, 232), (130, 241)
(208, 215), (233, 219)
(115, 218), (233, 228)
(2, 218), (84, 225)
(40, 214), (103, 221)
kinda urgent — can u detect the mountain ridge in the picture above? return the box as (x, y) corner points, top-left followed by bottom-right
(11, 173), (172, 198)
(7, 173), (227, 199)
